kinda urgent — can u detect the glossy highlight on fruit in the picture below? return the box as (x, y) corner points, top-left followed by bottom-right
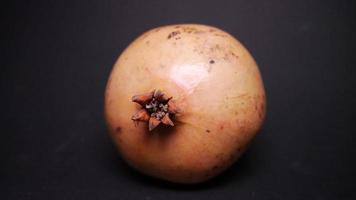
(105, 24), (266, 184)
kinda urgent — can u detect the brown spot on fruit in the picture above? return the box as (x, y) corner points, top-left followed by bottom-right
(115, 127), (122, 133)
(182, 26), (198, 33)
(214, 33), (227, 37)
(231, 51), (238, 59)
(220, 125), (224, 130)
(167, 31), (180, 39)
(194, 30), (205, 34)
(261, 102), (265, 112)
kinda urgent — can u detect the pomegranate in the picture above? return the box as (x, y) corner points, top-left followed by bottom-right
(105, 24), (266, 184)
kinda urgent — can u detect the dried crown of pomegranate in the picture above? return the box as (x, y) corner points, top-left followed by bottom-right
(131, 89), (178, 131)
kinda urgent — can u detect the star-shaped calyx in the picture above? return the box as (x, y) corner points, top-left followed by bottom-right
(131, 89), (179, 131)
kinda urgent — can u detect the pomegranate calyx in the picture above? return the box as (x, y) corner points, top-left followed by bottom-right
(132, 89), (177, 131)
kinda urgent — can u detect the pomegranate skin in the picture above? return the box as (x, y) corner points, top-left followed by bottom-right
(105, 24), (266, 184)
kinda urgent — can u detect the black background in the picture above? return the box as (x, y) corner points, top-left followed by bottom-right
(2, 0), (356, 199)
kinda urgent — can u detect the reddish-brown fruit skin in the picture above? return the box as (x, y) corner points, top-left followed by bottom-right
(105, 24), (266, 184)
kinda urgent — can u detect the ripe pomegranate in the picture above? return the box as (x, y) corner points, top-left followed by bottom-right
(105, 24), (266, 184)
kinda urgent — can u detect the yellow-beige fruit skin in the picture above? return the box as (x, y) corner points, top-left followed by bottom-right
(105, 24), (266, 184)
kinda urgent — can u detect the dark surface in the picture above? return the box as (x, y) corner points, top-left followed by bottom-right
(2, 0), (356, 199)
